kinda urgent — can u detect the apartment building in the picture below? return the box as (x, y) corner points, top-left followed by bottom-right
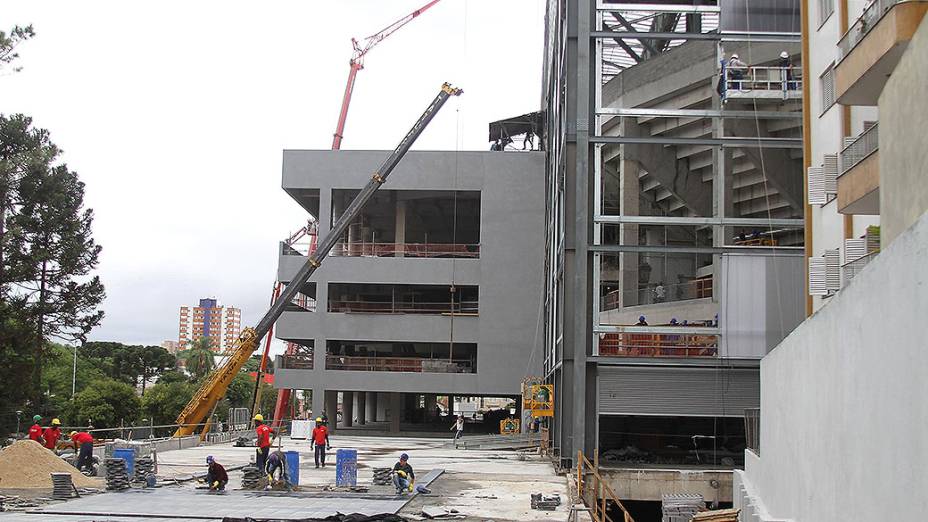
(178, 298), (242, 352)
(735, 2), (928, 520)
(541, 0), (808, 510)
(272, 150), (545, 433)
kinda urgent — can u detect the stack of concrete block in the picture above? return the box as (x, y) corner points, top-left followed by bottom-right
(104, 458), (130, 491)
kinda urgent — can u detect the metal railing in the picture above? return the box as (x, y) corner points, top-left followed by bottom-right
(726, 66), (803, 94)
(577, 450), (636, 522)
(842, 250), (879, 285)
(327, 299), (478, 315)
(598, 332), (719, 358)
(838, 0), (907, 63)
(279, 349), (314, 370)
(288, 292), (316, 312)
(325, 355), (475, 373)
(744, 408), (760, 455)
(840, 122), (879, 176)
(601, 278), (713, 311)
(325, 242), (481, 258)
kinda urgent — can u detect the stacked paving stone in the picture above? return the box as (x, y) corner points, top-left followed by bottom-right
(661, 493), (704, 522)
(371, 467), (393, 486)
(241, 465), (263, 489)
(50, 473), (74, 499)
(105, 458), (130, 491)
(133, 456), (155, 483)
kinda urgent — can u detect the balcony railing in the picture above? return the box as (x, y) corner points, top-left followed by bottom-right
(837, 0), (906, 63)
(325, 355), (475, 373)
(279, 344), (314, 369)
(842, 250), (878, 285)
(601, 278), (713, 311)
(321, 242), (481, 259)
(598, 332), (719, 358)
(327, 300), (479, 315)
(724, 66), (803, 99)
(840, 122), (879, 176)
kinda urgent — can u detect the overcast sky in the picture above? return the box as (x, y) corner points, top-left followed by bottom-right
(1, 0), (546, 352)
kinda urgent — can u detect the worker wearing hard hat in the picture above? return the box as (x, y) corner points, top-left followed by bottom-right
(728, 53), (749, 90)
(310, 417), (330, 468)
(205, 455), (228, 491)
(28, 415), (45, 445)
(254, 414), (273, 473)
(392, 453), (415, 495)
(70, 430), (95, 472)
(43, 419), (62, 452)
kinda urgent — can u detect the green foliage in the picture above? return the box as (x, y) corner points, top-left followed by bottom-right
(156, 370), (188, 385)
(71, 379), (140, 429)
(0, 25), (34, 73)
(78, 341), (176, 394)
(0, 114), (105, 407)
(177, 338), (215, 381)
(0, 301), (38, 435)
(142, 380), (197, 426)
(39, 343), (107, 421)
(243, 355), (274, 374)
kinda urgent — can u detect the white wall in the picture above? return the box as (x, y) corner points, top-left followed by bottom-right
(737, 211), (928, 521)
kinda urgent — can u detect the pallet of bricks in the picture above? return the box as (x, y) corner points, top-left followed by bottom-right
(691, 508), (739, 522)
(661, 493), (703, 522)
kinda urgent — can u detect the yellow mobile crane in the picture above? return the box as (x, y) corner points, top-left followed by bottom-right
(173, 83), (463, 437)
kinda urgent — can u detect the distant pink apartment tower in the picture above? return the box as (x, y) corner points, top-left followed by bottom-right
(178, 298), (242, 353)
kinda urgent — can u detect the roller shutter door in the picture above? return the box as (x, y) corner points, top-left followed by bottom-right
(598, 366), (759, 417)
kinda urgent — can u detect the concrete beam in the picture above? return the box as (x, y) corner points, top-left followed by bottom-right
(595, 468), (733, 503)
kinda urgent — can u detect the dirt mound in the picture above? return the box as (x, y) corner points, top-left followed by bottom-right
(0, 439), (99, 489)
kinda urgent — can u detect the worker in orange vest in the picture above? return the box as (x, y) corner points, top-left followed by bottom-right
(254, 414), (273, 472)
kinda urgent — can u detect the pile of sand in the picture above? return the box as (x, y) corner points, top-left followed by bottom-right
(0, 439), (99, 489)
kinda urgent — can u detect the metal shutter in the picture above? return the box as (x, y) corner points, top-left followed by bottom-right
(844, 238), (867, 264)
(809, 256), (828, 295)
(821, 65), (836, 110)
(823, 154), (838, 198)
(598, 366), (759, 417)
(808, 166), (826, 205)
(825, 249), (840, 292)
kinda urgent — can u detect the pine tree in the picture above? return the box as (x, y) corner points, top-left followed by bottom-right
(0, 114), (105, 407)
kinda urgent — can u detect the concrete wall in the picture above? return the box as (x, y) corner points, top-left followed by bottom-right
(274, 150), (545, 399)
(737, 212), (928, 521)
(880, 15), (928, 246)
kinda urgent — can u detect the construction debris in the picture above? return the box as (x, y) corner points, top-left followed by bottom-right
(323, 485), (370, 493)
(421, 506), (465, 519)
(0, 440), (99, 489)
(691, 508), (740, 522)
(104, 458), (130, 491)
(530, 493), (561, 511)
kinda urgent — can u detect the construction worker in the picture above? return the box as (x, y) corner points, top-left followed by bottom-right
(728, 53), (749, 90)
(205, 455), (228, 491)
(450, 415), (465, 448)
(28, 415), (44, 445)
(254, 414), (273, 472)
(43, 419), (62, 452)
(310, 417), (330, 468)
(265, 449), (289, 489)
(70, 431), (94, 472)
(392, 453), (415, 494)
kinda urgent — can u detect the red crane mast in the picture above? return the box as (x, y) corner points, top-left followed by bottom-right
(331, 0), (444, 150)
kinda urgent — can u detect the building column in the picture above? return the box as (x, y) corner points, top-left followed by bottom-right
(343, 391), (354, 427)
(395, 197), (406, 256)
(366, 392), (378, 422)
(376, 392), (387, 422)
(389, 392), (402, 433)
(311, 385), (324, 423)
(357, 392), (367, 426)
(424, 394), (437, 420)
(325, 390), (338, 434)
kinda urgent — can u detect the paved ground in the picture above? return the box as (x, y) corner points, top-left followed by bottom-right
(0, 435), (571, 521)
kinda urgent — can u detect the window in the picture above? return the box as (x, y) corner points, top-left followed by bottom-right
(820, 64), (836, 113)
(818, 0), (834, 27)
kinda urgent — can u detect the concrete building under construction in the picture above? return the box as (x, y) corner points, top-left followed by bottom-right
(272, 150), (545, 432)
(541, 0), (807, 512)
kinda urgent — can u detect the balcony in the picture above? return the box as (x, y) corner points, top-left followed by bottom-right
(330, 242), (480, 259)
(838, 123), (880, 214)
(601, 277), (713, 312)
(328, 300), (478, 315)
(835, 0), (928, 105)
(723, 66), (803, 101)
(598, 331), (719, 358)
(325, 355), (474, 374)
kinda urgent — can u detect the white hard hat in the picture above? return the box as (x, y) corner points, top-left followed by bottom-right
(780, 51), (789, 58)
(730, 53), (739, 59)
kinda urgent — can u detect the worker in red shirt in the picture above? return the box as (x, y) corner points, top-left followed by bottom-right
(28, 415), (45, 445)
(253, 414), (273, 472)
(43, 418), (63, 452)
(69, 431), (95, 472)
(311, 417), (330, 468)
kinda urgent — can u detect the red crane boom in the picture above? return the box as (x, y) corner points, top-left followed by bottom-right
(331, 0), (444, 150)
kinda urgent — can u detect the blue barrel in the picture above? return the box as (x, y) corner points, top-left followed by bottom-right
(113, 448), (136, 477)
(285, 450), (300, 486)
(335, 448), (357, 487)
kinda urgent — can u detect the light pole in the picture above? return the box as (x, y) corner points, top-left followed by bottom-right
(72, 334), (86, 399)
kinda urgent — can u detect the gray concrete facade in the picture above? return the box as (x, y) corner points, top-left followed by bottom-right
(273, 150), (546, 424)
